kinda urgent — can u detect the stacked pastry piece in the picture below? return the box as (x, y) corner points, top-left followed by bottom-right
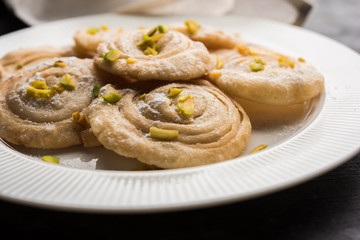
(0, 20), (324, 169)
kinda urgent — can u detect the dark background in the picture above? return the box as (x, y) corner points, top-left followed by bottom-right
(1, 0), (360, 239)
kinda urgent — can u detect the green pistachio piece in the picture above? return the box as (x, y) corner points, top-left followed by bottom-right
(54, 60), (67, 68)
(167, 88), (183, 98)
(158, 25), (168, 33)
(236, 44), (251, 56)
(185, 20), (200, 35)
(150, 33), (165, 42)
(249, 58), (265, 72)
(177, 97), (194, 116)
(150, 127), (178, 141)
(42, 155), (60, 164)
(144, 47), (158, 55)
(25, 87), (52, 99)
(254, 58), (266, 65)
(147, 26), (158, 37)
(136, 34), (153, 48)
(216, 55), (224, 69)
(60, 74), (76, 90)
(50, 84), (59, 94)
(103, 49), (121, 61)
(249, 62), (264, 72)
(30, 80), (48, 90)
(139, 93), (146, 100)
(126, 58), (138, 63)
(177, 94), (192, 102)
(298, 57), (306, 62)
(72, 111), (89, 128)
(101, 92), (121, 103)
(137, 33), (164, 51)
(87, 27), (99, 35)
(278, 57), (295, 68)
(93, 84), (100, 98)
(100, 25), (109, 31)
(249, 144), (268, 154)
(147, 25), (167, 37)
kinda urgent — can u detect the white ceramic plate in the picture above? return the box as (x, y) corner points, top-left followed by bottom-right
(0, 13), (359, 213)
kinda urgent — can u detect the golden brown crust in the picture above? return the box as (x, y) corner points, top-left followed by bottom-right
(168, 23), (246, 50)
(73, 27), (123, 58)
(88, 81), (251, 169)
(0, 46), (75, 83)
(94, 30), (211, 81)
(207, 47), (325, 106)
(0, 57), (103, 149)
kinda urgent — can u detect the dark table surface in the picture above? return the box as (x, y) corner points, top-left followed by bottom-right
(1, 0), (360, 239)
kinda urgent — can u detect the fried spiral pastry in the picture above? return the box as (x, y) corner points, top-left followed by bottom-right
(0, 57), (104, 149)
(168, 21), (247, 50)
(0, 46), (74, 83)
(88, 80), (251, 169)
(208, 46), (325, 106)
(73, 26), (123, 58)
(94, 29), (210, 81)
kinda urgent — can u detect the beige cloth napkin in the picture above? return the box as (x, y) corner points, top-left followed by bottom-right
(5, 0), (303, 26)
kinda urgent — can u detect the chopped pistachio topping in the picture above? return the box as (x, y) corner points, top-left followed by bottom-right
(177, 95), (194, 116)
(254, 58), (266, 65)
(167, 88), (183, 98)
(278, 57), (295, 68)
(100, 25), (109, 31)
(136, 34), (152, 48)
(249, 58), (265, 72)
(103, 49), (121, 62)
(72, 112), (89, 128)
(50, 84), (59, 93)
(42, 155), (59, 164)
(249, 144), (268, 154)
(126, 58), (138, 64)
(138, 26), (147, 30)
(216, 55), (224, 69)
(137, 33), (164, 50)
(26, 87), (52, 99)
(178, 94), (192, 102)
(77, 115), (89, 128)
(147, 25), (168, 37)
(139, 93), (146, 100)
(102, 92), (121, 103)
(236, 44), (251, 56)
(72, 111), (81, 122)
(144, 47), (158, 56)
(54, 60), (67, 68)
(137, 26), (166, 55)
(211, 72), (222, 78)
(87, 27), (99, 35)
(185, 20), (200, 35)
(16, 63), (23, 69)
(150, 33), (165, 42)
(147, 27), (158, 37)
(150, 127), (178, 141)
(60, 74), (76, 90)
(249, 62), (264, 72)
(30, 80), (48, 90)
(298, 57), (306, 62)
(158, 25), (168, 33)
(92, 84), (100, 98)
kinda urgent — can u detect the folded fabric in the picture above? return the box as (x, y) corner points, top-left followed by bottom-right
(4, 0), (302, 26)
(4, 0), (234, 25)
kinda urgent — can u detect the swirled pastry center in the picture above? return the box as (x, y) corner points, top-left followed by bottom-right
(6, 58), (97, 123)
